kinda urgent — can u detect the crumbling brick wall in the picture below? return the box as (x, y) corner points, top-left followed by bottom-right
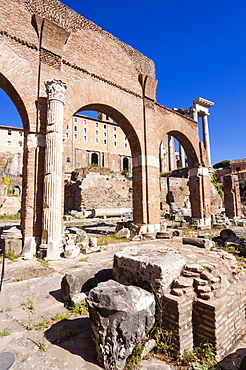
(64, 167), (132, 213)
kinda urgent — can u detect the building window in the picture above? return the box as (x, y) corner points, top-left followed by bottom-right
(74, 117), (77, 123)
(83, 119), (87, 125)
(125, 143), (128, 148)
(65, 133), (69, 138)
(236, 167), (241, 172)
(125, 136), (127, 141)
(18, 131), (23, 137)
(7, 140), (11, 146)
(104, 124), (106, 129)
(66, 124), (70, 130)
(95, 122), (99, 127)
(74, 126), (78, 131)
(74, 134), (78, 140)
(83, 136), (87, 141)
(95, 138), (99, 143)
(104, 139), (107, 145)
(114, 141), (117, 146)
(95, 130), (99, 136)
(66, 157), (71, 163)
(18, 141), (23, 147)
(84, 128), (87, 133)
(8, 129), (11, 135)
(114, 127), (117, 131)
(104, 132), (107, 137)
(114, 134), (117, 139)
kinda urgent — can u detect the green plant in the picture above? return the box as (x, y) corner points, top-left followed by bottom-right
(4, 253), (21, 261)
(0, 213), (20, 220)
(181, 343), (218, 369)
(68, 302), (88, 315)
(125, 343), (143, 370)
(0, 328), (11, 337)
(38, 258), (49, 268)
(210, 172), (224, 198)
(38, 333), (47, 351)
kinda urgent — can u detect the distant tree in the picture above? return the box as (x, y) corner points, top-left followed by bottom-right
(213, 160), (230, 169)
(240, 180), (246, 198)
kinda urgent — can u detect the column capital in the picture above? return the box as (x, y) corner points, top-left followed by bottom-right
(45, 79), (67, 103)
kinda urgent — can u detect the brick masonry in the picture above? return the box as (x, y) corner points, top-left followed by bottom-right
(0, 0), (211, 244)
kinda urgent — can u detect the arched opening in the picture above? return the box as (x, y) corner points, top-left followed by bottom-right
(64, 103), (143, 224)
(0, 80), (27, 225)
(91, 152), (99, 166)
(123, 157), (129, 171)
(159, 130), (201, 220)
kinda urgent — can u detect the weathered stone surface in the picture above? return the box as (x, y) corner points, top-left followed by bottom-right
(61, 268), (113, 301)
(64, 244), (80, 259)
(70, 292), (87, 306)
(184, 263), (204, 273)
(182, 237), (214, 249)
(116, 228), (130, 238)
(0, 226), (22, 256)
(87, 280), (155, 370)
(172, 276), (193, 288)
(113, 245), (186, 294)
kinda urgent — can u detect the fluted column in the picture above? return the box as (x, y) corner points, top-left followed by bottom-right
(42, 79), (67, 259)
(201, 113), (212, 167)
(168, 135), (175, 171)
(179, 144), (185, 168)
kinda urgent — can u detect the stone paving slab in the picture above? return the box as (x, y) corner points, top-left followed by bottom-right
(0, 240), (246, 370)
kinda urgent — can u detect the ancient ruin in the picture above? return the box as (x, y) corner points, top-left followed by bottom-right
(0, 0), (217, 258)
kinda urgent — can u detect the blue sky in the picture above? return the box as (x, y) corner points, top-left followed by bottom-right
(1, 0), (246, 165)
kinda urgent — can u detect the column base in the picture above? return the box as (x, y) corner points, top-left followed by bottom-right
(192, 217), (211, 229)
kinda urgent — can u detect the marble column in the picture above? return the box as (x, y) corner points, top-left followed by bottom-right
(179, 144), (185, 168)
(42, 79), (67, 259)
(201, 114), (211, 167)
(168, 135), (175, 171)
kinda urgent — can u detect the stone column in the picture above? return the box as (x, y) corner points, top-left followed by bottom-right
(168, 135), (175, 171)
(201, 114), (212, 167)
(179, 144), (185, 168)
(42, 79), (67, 260)
(189, 167), (211, 227)
(224, 175), (242, 218)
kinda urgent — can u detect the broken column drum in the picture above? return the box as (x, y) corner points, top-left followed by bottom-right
(42, 79), (67, 258)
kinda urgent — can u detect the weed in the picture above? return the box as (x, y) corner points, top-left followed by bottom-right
(5, 253), (21, 261)
(125, 343), (143, 370)
(38, 333), (47, 351)
(0, 213), (20, 220)
(38, 258), (49, 268)
(68, 302), (88, 315)
(69, 265), (80, 269)
(0, 328), (11, 337)
(79, 258), (87, 262)
(51, 313), (70, 321)
(181, 342), (218, 369)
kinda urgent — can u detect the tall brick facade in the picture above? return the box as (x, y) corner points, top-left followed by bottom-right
(0, 0), (211, 249)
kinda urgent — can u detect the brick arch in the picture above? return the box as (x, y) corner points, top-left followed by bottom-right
(64, 79), (143, 159)
(63, 79), (146, 224)
(78, 104), (142, 159)
(0, 73), (29, 130)
(0, 43), (37, 131)
(167, 130), (200, 169)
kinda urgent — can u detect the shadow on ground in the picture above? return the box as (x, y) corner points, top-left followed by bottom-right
(45, 317), (99, 366)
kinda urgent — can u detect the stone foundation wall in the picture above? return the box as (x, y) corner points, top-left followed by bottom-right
(160, 177), (222, 214)
(64, 167), (132, 213)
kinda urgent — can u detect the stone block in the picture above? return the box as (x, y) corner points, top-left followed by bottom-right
(182, 237), (214, 249)
(87, 280), (155, 370)
(64, 244), (80, 259)
(113, 244), (186, 294)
